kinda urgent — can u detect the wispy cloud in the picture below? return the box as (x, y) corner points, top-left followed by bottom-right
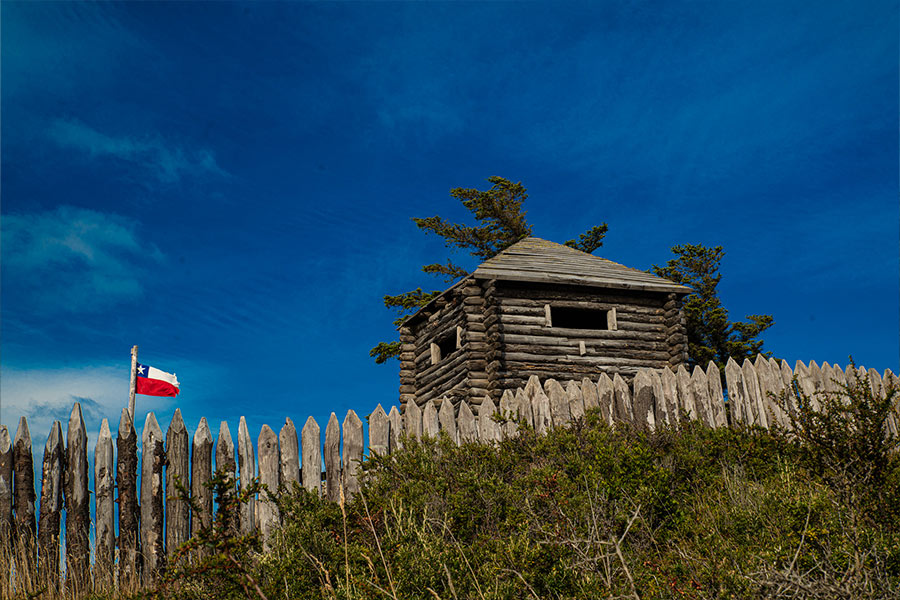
(0, 365), (133, 452)
(2, 205), (163, 314)
(47, 118), (229, 184)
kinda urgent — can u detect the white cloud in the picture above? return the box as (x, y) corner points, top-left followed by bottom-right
(0, 365), (153, 459)
(2, 205), (163, 314)
(48, 118), (229, 184)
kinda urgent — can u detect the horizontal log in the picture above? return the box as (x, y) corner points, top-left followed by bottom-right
(501, 344), (669, 360)
(497, 297), (665, 315)
(417, 361), (468, 390)
(499, 323), (664, 341)
(500, 352), (668, 367)
(497, 286), (667, 308)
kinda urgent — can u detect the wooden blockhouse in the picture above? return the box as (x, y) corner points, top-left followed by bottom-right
(399, 237), (691, 409)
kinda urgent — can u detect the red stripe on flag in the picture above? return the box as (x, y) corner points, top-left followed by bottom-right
(136, 377), (179, 397)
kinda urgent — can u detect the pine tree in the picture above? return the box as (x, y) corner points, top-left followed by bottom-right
(651, 243), (774, 369)
(371, 176), (608, 363)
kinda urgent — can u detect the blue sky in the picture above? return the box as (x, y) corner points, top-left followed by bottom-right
(2, 1), (898, 451)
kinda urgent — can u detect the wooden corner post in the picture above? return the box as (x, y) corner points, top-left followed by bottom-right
(128, 345), (138, 419)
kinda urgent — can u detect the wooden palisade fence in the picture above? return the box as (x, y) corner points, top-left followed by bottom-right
(0, 356), (897, 596)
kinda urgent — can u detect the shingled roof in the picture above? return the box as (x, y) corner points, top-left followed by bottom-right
(473, 237), (691, 294)
(404, 237), (690, 327)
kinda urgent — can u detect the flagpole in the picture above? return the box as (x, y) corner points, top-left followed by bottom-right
(128, 345), (138, 419)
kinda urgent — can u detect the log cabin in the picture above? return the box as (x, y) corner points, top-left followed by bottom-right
(398, 237), (691, 410)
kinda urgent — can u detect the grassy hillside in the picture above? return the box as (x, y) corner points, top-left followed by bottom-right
(130, 376), (899, 599)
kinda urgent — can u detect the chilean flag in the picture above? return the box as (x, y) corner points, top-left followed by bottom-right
(135, 362), (180, 397)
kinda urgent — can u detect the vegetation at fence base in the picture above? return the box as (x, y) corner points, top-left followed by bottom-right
(108, 376), (898, 600)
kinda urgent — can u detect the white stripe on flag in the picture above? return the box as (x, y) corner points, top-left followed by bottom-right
(147, 366), (179, 386)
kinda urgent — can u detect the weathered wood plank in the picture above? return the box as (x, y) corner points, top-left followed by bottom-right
(166, 409), (190, 561)
(581, 378), (599, 413)
(515, 388), (533, 430)
(95, 419), (115, 587)
(457, 401), (477, 443)
(499, 390), (517, 438)
(741, 359), (768, 428)
(215, 421), (237, 534)
(706, 362), (726, 428)
(660, 368), (680, 426)
(65, 406), (90, 590)
(675, 366), (697, 421)
(596, 373), (614, 425)
(566, 380), (585, 421)
(612, 374), (633, 423)
(141, 413), (166, 584)
(368, 406), (390, 456)
(38, 421), (63, 590)
(526, 376), (552, 434)
(324, 414), (341, 503)
(301, 416), (322, 496)
(117, 408), (141, 589)
(257, 425), (280, 545)
(754, 355), (785, 428)
(191, 418), (214, 540)
(280, 418), (300, 490)
(478, 397), (501, 443)
(0, 426), (11, 593)
(650, 370), (669, 426)
(690, 366), (713, 427)
(422, 400), (439, 438)
(545, 379), (571, 427)
(388, 406), (402, 452)
(632, 369), (656, 430)
(14, 417), (36, 546)
(438, 398), (458, 444)
(405, 401), (423, 440)
(724, 359), (744, 425)
(342, 411), (363, 501)
(237, 417), (257, 535)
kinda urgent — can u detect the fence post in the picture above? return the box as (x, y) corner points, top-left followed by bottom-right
(324, 414), (341, 503)
(545, 379), (570, 427)
(215, 421), (237, 534)
(566, 381), (585, 421)
(368, 405), (389, 456)
(690, 366), (713, 427)
(301, 417), (321, 496)
(279, 418), (300, 491)
(650, 370), (669, 427)
(612, 374), (633, 423)
(94, 419), (115, 588)
(65, 405), (90, 593)
(477, 397), (500, 443)
(457, 401), (477, 443)
(632, 370), (656, 430)
(405, 401), (423, 440)
(0, 425), (11, 592)
(13, 417), (36, 550)
(706, 362), (727, 428)
(166, 409), (190, 561)
(141, 412), (166, 585)
(387, 407), (402, 452)
(437, 399), (458, 444)
(741, 359), (768, 428)
(117, 408), (141, 590)
(422, 401), (439, 438)
(675, 366), (696, 422)
(237, 417), (256, 535)
(38, 421), (63, 591)
(192, 418), (214, 542)
(257, 425), (280, 545)
(342, 411), (363, 501)
(515, 388), (533, 430)
(526, 376), (551, 434)
(499, 390), (517, 438)
(581, 378), (600, 413)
